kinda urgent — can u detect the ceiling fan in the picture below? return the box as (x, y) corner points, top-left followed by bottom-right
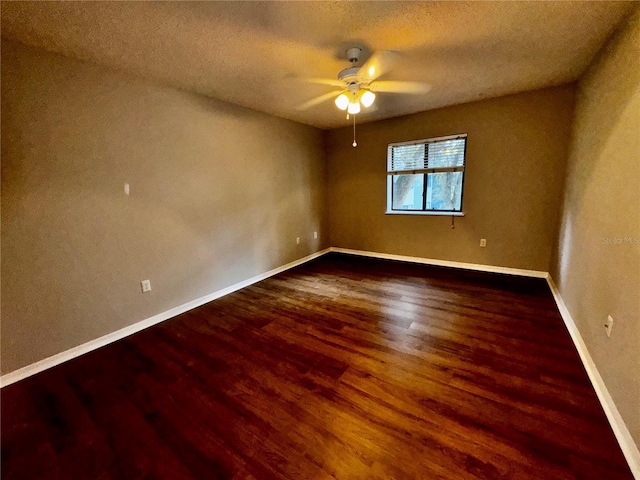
(296, 47), (431, 114)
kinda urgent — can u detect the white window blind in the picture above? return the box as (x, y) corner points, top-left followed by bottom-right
(387, 135), (467, 174)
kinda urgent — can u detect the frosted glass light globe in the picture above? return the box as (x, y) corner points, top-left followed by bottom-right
(334, 93), (349, 110)
(361, 90), (376, 108)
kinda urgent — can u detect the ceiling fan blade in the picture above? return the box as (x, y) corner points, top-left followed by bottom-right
(369, 81), (431, 94)
(359, 50), (400, 82)
(288, 75), (343, 87)
(296, 90), (343, 111)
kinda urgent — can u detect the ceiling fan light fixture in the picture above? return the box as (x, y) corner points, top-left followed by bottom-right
(335, 93), (349, 110)
(361, 90), (376, 108)
(347, 101), (361, 114)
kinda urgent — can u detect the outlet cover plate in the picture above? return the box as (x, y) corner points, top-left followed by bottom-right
(141, 280), (152, 293)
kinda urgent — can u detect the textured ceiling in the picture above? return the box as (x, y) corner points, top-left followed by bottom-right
(1, 1), (634, 129)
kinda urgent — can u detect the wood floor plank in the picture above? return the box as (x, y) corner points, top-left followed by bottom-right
(1, 253), (633, 479)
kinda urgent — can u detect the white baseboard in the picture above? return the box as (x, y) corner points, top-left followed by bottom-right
(0, 248), (331, 388)
(329, 247), (549, 278)
(0, 247), (567, 388)
(546, 276), (640, 478)
(2, 246), (637, 478)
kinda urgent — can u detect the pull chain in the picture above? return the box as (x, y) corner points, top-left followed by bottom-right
(352, 113), (357, 148)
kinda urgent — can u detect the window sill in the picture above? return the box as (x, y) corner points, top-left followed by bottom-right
(385, 210), (465, 217)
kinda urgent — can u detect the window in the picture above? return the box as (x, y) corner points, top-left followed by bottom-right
(387, 134), (467, 215)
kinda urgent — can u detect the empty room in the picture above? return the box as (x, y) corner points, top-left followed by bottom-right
(1, 2), (638, 479)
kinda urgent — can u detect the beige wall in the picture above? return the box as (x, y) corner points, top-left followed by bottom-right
(1, 40), (327, 374)
(2, 16), (637, 455)
(326, 86), (575, 271)
(551, 8), (640, 447)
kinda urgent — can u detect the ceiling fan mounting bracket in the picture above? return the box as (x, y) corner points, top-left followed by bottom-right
(346, 47), (362, 64)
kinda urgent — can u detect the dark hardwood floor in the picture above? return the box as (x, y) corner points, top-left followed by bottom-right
(1, 253), (633, 479)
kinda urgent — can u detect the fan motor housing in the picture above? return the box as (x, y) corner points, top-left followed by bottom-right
(337, 66), (360, 82)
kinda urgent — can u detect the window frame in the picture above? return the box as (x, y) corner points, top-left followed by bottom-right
(386, 133), (467, 216)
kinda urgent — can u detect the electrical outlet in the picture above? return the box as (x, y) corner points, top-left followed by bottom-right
(314, 231), (318, 239)
(605, 315), (613, 338)
(124, 183), (130, 195)
(296, 237), (300, 245)
(480, 239), (487, 247)
(141, 279), (152, 293)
